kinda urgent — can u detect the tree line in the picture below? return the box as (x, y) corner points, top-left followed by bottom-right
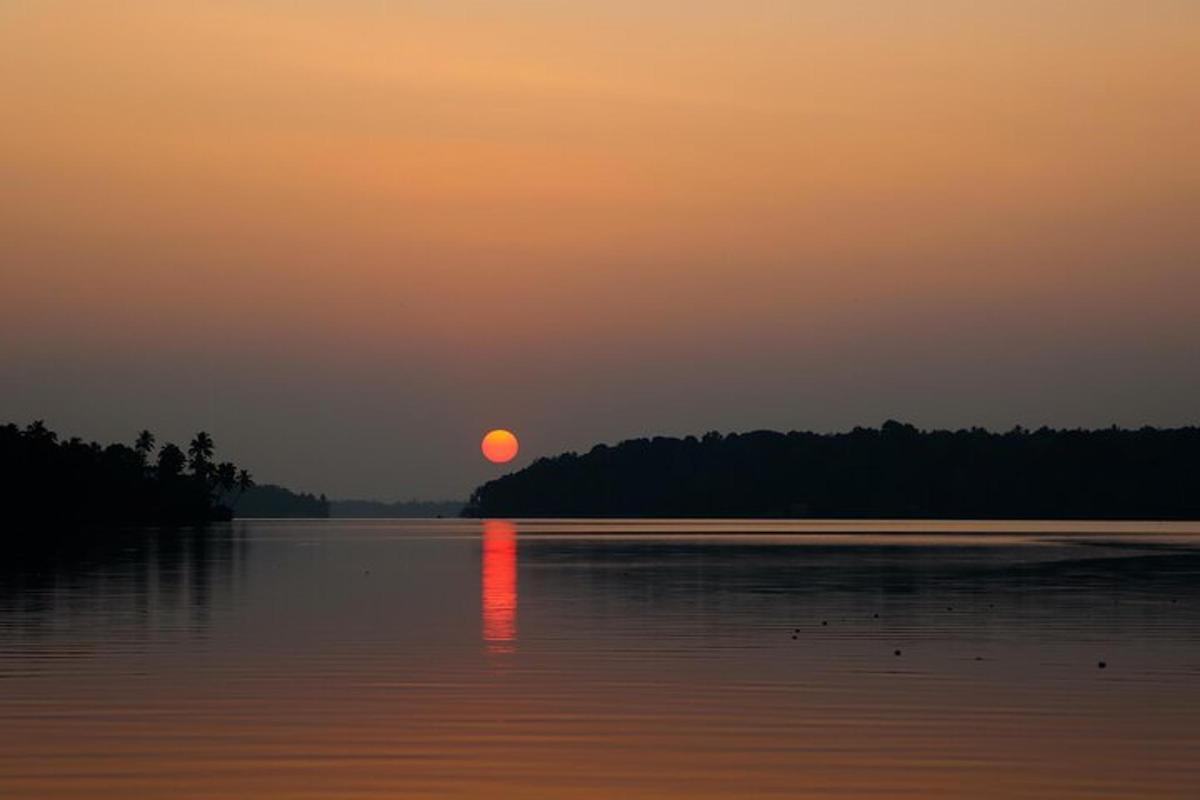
(233, 484), (330, 518)
(463, 421), (1200, 519)
(1, 420), (253, 526)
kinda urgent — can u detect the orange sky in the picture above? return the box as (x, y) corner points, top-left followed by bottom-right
(2, 1), (1197, 497)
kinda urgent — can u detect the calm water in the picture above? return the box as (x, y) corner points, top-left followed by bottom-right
(2, 519), (1200, 799)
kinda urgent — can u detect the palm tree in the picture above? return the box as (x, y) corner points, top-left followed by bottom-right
(236, 469), (254, 496)
(24, 420), (56, 444)
(156, 443), (186, 480)
(135, 430), (156, 463)
(187, 432), (215, 477)
(215, 461), (238, 494)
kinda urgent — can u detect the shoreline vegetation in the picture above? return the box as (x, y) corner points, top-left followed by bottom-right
(0, 420), (463, 527)
(8, 419), (1199, 527)
(2, 421), (252, 526)
(463, 421), (1200, 520)
(233, 484), (331, 518)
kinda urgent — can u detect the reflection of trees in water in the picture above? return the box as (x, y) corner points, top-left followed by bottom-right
(0, 527), (244, 636)
(517, 539), (1200, 635)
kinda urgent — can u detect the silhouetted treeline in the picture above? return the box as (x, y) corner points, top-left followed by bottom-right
(330, 499), (464, 518)
(234, 484), (330, 518)
(463, 421), (1200, 520)
(1, 421), (253, 526)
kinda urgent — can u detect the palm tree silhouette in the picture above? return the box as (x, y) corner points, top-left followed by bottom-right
(188, 432), (215, 477)
(156, 443), (186, 480)
(236, 469), (254, 496)
(215, 461), (238, 495)
(25, 420), (56, 444)
(4, 421), (259, 524)
(135, 430), (156, 462)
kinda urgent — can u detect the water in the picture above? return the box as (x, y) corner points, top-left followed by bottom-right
(2, 519), (1199, 799)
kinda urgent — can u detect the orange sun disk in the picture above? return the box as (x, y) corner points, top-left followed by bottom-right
(481, 429), (519, 464)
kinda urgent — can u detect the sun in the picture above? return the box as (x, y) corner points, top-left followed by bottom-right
(481, 429), (519, 464)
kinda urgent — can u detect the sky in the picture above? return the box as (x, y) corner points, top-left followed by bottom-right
(2, 0), (1198, 499)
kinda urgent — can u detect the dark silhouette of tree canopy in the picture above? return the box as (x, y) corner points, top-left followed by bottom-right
(135, 430), (156, 462)
(232, 484), (330, 518)
(1, 421), (254, 525)
(157, 443), (186, 480)
(188, 432), (215, 478)
(463, 421), (1200, 520)
(215, 462), (237, 494)
(236, 469), (254, 496)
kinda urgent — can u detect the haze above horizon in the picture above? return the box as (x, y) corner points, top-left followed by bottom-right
(2, 1), (1197, 497)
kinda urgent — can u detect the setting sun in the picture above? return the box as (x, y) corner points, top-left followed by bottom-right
(481, 429), (519, 464)
(2, 1), (1198, 797)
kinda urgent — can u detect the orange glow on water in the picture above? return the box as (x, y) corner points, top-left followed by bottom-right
(481, 520), (517, 652)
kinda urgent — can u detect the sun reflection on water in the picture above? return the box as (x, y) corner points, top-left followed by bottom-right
(481, 520), (517, 653)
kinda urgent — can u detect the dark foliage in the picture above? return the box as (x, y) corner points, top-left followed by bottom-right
(234, 484), (331, 518)
(463, 421), (1200, 519)
(0, 420), (254, 526)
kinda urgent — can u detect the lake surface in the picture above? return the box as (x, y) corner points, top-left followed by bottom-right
(2, 519), (1199, 798)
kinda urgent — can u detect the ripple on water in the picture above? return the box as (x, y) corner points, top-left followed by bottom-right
(2, 520), (1200, 799)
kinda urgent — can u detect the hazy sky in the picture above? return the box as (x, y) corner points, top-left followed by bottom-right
(2, 1), (1198, 498)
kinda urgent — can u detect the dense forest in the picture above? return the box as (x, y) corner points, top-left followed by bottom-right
(463, 421), (1200, 520)
(1, 421), (253, 526)
(234, 484), (331, 518)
